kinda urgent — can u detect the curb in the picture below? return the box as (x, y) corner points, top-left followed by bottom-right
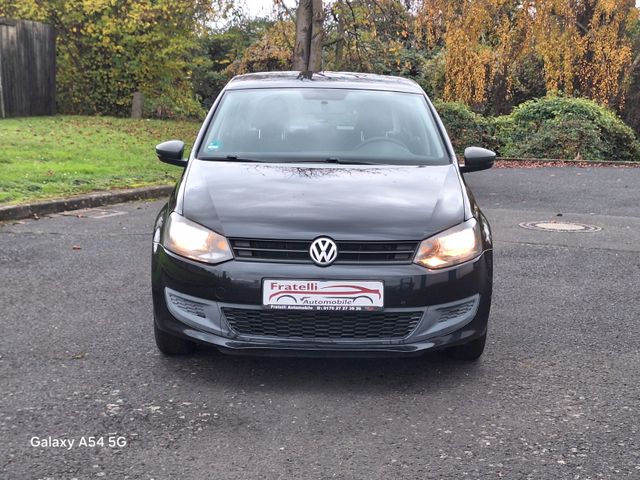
(456, 156), (640, 167)
(496, 157), (640, 167)
(0, 185), (174, 222)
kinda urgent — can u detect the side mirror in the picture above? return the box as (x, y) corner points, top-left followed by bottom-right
(156, 140), (187, 167)
(460, 147), (496, 173)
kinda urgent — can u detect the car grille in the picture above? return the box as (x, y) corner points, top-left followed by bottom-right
(222, 308), (423, 340)
(229, 239), (418, 264)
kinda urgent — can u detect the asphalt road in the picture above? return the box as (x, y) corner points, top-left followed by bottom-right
(1, 167), (639, 479)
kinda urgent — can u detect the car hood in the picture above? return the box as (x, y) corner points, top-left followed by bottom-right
(181, 160), (464, 241)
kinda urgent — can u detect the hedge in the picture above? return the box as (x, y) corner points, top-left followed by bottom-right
(434, 96), (640, 162)
(494, 96), (640, 162)
(432, 100), (496, 155)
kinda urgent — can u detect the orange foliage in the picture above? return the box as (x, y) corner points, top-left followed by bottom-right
(417, 0), (528, 105)
(416, 0), (637, 107)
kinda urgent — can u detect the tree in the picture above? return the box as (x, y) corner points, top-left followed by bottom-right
(292, 0), (324, 71)
(226, 19), (295, 75)
(327, 0), (414, 74)
(416, 0), (524, 107)
(0, 0), (219, 117)
(529, 0), (636, 109)
(415, 0), (637, 111)
(193, 16), (274, 108)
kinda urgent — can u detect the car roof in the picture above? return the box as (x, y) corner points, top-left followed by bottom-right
(225, 71), (425, 94)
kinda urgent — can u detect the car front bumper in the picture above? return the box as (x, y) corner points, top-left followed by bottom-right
(151, 246), (492, 357)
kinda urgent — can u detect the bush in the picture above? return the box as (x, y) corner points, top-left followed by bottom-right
(495, 96), (640, 161)
(432, 100), (496, 155)
(4, 0), (214, 119)
(143, 89), (206, 120)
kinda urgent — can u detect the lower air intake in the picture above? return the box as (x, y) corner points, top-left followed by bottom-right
(222, 308), (423, 340)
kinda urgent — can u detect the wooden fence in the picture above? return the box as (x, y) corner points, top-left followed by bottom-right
(0, 19), (56, 118)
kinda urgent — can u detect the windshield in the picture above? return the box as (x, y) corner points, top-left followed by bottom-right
(198, 88), (450, 165)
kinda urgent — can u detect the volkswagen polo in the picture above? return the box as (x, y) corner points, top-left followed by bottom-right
(151, 72), (495, 360)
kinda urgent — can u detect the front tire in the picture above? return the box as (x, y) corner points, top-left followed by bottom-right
(445, 332), (486, 361)
(154, 321), (196, 355)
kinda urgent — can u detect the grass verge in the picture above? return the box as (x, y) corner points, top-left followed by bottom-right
(0, 115), (200, 205)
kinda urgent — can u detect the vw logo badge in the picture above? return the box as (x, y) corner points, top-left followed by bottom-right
(309, 237), (338, 266)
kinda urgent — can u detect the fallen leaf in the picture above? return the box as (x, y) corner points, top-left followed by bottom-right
(72, 245), (82, 250)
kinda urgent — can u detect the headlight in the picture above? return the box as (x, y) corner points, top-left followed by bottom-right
(414, 219), (483, 269)
(163, 212), (233, 264)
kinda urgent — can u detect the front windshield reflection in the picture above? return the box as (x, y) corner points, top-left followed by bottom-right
(198, 88), (449, 166)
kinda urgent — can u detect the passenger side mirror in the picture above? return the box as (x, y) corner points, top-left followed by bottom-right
(460, 147), (496, 173)
(156, 140), (187, 167)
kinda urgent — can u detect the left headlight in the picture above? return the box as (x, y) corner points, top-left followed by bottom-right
(414, 218), (483, 269)
(163, 212), (233, 264)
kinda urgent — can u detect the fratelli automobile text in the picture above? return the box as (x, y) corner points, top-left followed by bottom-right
(263, 280), (384, 311)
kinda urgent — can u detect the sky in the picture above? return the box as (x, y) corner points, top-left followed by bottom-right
(239, 0), (294, 18)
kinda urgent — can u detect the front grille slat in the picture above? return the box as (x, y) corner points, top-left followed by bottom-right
(234, 247), (309, 253)
(338, 250), (415, 254)
(230, 238), (419, 265)
(223, 308), (423, 340)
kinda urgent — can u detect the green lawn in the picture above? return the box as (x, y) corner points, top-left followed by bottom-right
(0, 115), (201, 205)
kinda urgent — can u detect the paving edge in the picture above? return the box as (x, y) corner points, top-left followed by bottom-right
(496, 157), (640, 167)
(0, 185), (174, 222)
(456, 157), (640, 167)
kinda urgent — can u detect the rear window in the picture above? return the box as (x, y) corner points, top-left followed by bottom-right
(198, 88), (450, 165)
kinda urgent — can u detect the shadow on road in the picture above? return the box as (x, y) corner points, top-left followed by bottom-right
(155, 347), (488, 394)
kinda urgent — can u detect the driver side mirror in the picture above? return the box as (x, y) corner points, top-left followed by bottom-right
(156, 140), (187, 167)
(460, 147), (496, 173)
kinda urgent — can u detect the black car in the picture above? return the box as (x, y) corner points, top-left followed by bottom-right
(151, 71), (495, 360)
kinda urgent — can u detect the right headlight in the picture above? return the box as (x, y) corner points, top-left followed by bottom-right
(163, 212), (233, 264)
(414, 219), (483, 269)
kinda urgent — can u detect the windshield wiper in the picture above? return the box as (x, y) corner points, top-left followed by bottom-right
(324, 157), (377, 165)
(289, 157), (378, 165)
(206, 155), (378, 165)
(220, 155), (267, 163)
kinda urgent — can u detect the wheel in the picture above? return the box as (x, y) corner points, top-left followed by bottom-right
(154, 321), (196, 355)
(445, 332), (487, 361)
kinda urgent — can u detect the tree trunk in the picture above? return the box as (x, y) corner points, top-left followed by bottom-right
(293, 0), (312, 71)
(334, 6), (344, 71)
(292, 0), (323, 72)
(308, 0), (324, 71)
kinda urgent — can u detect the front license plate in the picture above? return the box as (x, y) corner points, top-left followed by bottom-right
(263, 279), (384, 311)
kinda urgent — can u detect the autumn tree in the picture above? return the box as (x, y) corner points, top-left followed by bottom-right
(414, 0), (637, 110)
(529, 0), (637, 109)
(227, 19), (295, 75)
(417, 0), (526, 107)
